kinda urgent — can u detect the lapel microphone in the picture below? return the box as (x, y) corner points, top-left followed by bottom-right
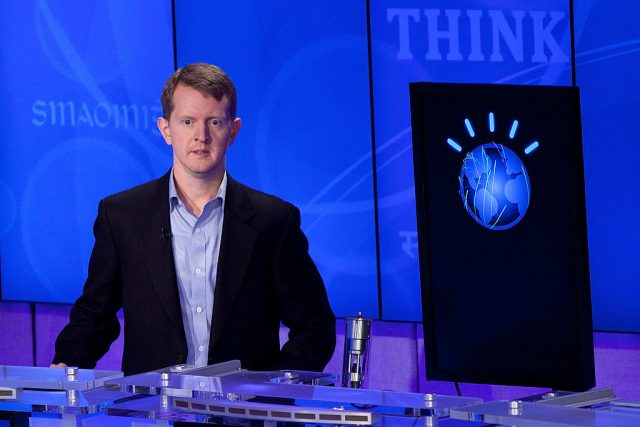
(160, 227), (172, 241)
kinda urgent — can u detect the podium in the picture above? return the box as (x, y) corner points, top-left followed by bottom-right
(1, 363), (639, 426)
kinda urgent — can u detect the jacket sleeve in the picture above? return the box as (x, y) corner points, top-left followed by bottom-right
(52, 199), (122, 368)
(273, 206), (336, 371)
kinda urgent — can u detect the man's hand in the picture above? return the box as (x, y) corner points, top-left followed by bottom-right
(49, 363), (68, 368)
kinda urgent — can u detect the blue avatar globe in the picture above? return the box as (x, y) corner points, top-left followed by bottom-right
(459, 143), (530, 230)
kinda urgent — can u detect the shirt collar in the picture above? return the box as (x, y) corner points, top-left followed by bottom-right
(169, 169), (228, 211)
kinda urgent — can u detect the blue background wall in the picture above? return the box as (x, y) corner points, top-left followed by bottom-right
(174, 1), (379, 317)
(0, 1), (174, 303)
(0, 0), (639, 333)
(371, 0), (573, 320)
(574, 1), (640, 332)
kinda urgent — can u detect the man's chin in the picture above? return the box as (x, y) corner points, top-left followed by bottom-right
(189, 165), (224, 179)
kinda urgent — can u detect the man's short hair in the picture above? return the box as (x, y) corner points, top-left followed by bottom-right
(161, 63), (237, 120)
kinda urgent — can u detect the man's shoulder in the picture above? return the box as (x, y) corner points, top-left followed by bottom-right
(102, 172), (169, 209)
(229, 177), (295, 215)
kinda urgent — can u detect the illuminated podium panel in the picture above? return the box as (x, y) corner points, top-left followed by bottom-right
(0, 363), (480, 426)
(451, 398), (640, 426)
(0, 365), (126, 426)
(103, 361), (481, 424)
(4, 363), (638, 426)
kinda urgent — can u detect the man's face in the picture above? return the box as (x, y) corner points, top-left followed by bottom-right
(157, 84), (241, 180)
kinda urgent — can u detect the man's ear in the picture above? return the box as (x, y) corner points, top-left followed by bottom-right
(157, 117), (171, 145)
(228, 117), (242, 147)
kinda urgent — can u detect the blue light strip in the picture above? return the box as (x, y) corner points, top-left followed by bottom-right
(524, 141), (539, 154)
(447, 138), (462, 152)
(464, 118), (475, 137)
(509, 120), (519, 139)
(489, 112), (495, 133)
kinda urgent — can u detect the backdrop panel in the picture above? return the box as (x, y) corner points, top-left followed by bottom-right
(0, 1), (175, 303)
(174, 0), (379, 317)
(371, 0), (573, 320)
(574, 0), (640, 332)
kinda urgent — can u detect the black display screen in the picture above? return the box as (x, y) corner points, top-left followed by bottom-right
(410, 82), (595, 391)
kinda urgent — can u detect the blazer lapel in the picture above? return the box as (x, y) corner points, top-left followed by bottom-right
(138, 171), (183, 328)
(211, 176), (257, 346)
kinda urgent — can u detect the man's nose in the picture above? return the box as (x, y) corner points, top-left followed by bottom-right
(194, 122), (210, 142)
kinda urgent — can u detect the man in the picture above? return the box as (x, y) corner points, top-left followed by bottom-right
(52, 63), (336, 375)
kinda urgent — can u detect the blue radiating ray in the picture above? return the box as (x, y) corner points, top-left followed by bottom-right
(489, 112), (495, 133)
(447, 138), (462, 152)
(464, 118), (475, 138)
(524, 141), (539, 154)
(509, 120), (519, 139)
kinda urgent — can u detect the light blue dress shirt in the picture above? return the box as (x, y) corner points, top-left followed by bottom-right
(169, 170), (226, 366)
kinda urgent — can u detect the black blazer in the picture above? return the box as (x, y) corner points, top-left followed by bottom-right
(53, 171), (336, 375)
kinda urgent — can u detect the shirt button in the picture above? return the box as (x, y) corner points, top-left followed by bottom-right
(196, 306), (203, 313)
(198, 345), (204, 352)
(196, 229), (201, 233)
(195, 268), (201, 274)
